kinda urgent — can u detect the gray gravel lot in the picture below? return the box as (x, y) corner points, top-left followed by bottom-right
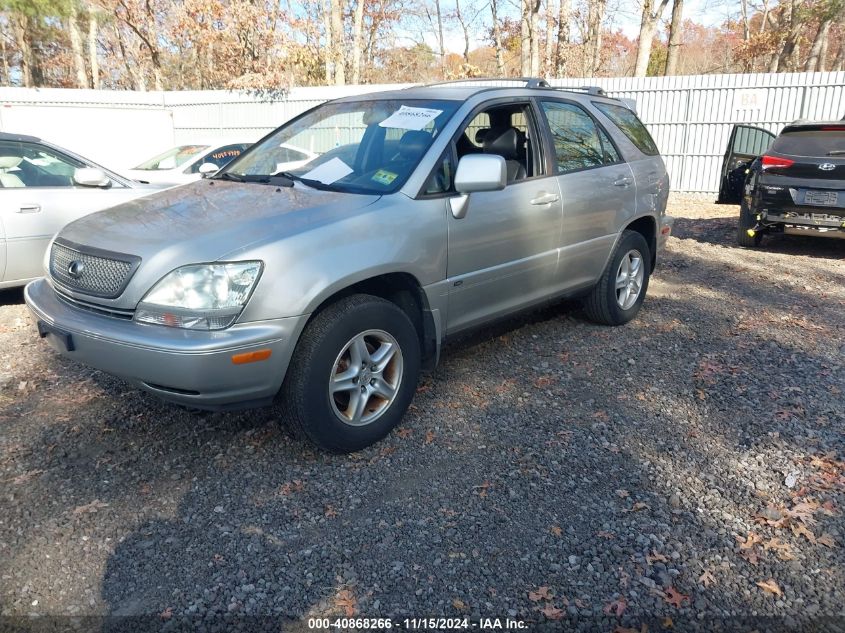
(1, 196), (844, 631)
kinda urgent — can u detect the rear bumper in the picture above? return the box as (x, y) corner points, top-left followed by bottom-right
(759, 209), (845, 238)
(24, 278), (308, 409)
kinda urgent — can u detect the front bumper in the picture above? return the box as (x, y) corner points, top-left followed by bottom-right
(657, 215), (674, 253)
(24, 279), (308, 409)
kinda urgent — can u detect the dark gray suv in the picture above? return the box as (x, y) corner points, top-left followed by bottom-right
(26, 79), (672, 452)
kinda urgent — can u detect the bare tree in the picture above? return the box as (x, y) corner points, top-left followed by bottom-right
(805, 16), (833, 71)
(584, 0), (607, 76)
(351, 0), (364, 83)
(68, 2), (88, 88)
(88, 5), (98, 88)
(330, 0), (344, 84)
(664, 0), (683, 75)
(10, 13), (33, 86)
(454, 0), (471, 63)
(491, 0), (505, 76)
(633, 0), (670, 77)
(554, 0), (569, 77)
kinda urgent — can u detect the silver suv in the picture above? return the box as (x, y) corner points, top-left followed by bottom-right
(25, 79), (672, 452)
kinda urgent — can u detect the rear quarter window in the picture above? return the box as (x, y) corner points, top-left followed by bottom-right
(593, 102), (659, 156)
(770, 130), (845, 157)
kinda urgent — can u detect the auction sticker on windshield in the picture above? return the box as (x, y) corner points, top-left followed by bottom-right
(371, 169), (398, 185)
(379, 106), (443, 131)
(302, 157), (354, 184)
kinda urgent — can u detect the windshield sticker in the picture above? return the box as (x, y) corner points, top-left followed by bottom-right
(371, 169), (398, 186)
(301, 157), (354, 184)
(378, 106), (443, 131)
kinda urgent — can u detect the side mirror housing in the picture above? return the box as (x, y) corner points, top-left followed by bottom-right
(454, 154), (507, 193)
(198, 162), (219, 177)
(73, 167), (110, 188)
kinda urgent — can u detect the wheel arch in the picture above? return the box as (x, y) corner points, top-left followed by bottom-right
(624, 215), (657, 271)
(305, 271), (440, 370)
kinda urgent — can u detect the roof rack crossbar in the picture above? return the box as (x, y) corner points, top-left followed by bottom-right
(421, 77), (551, 88)
(550, 85), (607, 96)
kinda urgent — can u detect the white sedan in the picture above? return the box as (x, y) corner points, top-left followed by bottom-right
(0, 132), (163, 289)
(122, 140), (319, 186)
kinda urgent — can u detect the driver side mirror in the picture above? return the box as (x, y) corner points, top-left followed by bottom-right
(450, 154), (507, 219)
(198, 162), (219, 177)
(73, 167), (110, 188)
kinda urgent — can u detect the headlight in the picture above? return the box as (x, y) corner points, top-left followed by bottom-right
(135, 261), (262, 330)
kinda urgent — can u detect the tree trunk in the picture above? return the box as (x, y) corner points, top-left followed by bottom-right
(1, 32), (7, 85)
(88, 9), (99, 88)
(585, 0), (607, 76)
(664, 0), (683, 75)
(520, 0), (531, 75)
(805, 18), (832, 72)
(330, 0), (345, 85)
(529, 0), (540, 75)
(554, 0), (570, 77)
(833, 39), (845, 71)
(491, 0), (505, 76)
(776, 0), (799, 72)
(544, 1), (554, 78)
(68, 4), (89, 88)
(455, 0), (471, 63)
(323, 0), (333, 84)
(11, 13), (33, 87)
(351, 0), (364, 83)
(435, 0), (445, 71)
(633, 0), (670, 77)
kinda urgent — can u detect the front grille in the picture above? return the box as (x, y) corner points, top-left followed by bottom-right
(50, 239), (140, 299)
(55, 289), (135, 320)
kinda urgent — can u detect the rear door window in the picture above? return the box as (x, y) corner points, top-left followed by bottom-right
(539, 101), (620, 173)
(732, 126), (775, 156)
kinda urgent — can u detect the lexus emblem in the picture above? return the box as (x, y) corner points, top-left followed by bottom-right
(819, 163), (836, 171)
(67, 260), (85, 279)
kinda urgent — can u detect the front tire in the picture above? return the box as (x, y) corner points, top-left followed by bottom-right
(583, 230), (651, 326)
(737, 200), (763, 247)
(279, 294), (420, 453)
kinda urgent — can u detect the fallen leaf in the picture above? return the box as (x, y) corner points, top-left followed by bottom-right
(550, 525), (562, 537)
(603, 597), (626, 617)
(791, 523), (816, 543)
(737, 532), (763, 550)
(663, 587), (689, 609)
(539, 604), (564, 620)
(597, 530), (615, 539)
(72, 499), (108, 515)
(756, 579), (782, 597)
(8, 469), (44, 485)
(647, 550), (669, 565)
(625, 501), (650, 512)
(160, 607), (173, 620)
(396, 428), (413, 439)
(616, 489), (630, 498)
(763, 538), (794, 561)
(424, 430), (436, 444)
(324, 505), (338, 518)
(474, 481), (491, 498)
(817, 533), (836, 548)
(335, 589), (357, 616)
(534, 376), (554, 388)
(452, 598), (467, 611)
(528, 586), (552, 602)
(662, 617), (674, 629)
(278, 480), (304, 496)
(698, 570), (716, 587)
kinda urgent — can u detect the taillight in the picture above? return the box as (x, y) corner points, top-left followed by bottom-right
(761, 155), (794, 170)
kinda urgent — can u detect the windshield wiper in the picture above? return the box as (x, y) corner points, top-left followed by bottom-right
(827, 150), (845, 156)
(216, 172), (244, 182)
(216, 172), (294, 187)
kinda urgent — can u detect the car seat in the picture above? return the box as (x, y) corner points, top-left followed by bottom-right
(482, 128), (527, 183)
(0, 156), (26, 187)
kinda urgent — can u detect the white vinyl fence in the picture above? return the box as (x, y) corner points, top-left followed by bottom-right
(1, 71), (843, 193)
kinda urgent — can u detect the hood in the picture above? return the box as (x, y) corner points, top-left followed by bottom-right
(56, 179), (380, 306)
(122, 169), (193, 186)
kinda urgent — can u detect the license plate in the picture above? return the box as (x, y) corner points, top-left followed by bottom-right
(37, 320), (75, 352)
(804, 190), (838, 206)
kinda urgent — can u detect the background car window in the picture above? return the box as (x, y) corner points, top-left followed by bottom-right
(187, 144), (249, 173)
(770, 129), (845, 156)
(133, 145), (209, 170)
(0, 140), (84, 188)
(593, 102), (659, 156)
(732, 127), (775, 156)
(541, 101), (605, 173)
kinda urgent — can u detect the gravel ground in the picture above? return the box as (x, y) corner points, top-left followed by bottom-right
(1, 195), (844, 631)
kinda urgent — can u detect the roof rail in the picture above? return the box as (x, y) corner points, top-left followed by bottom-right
(421, 77), (551, 88)
(551, 85), (607, 96)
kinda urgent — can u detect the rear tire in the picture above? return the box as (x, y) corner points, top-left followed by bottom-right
(279, 294), (420, 453)
(583, 230), (651, 326)
(737, 201), (763, 247)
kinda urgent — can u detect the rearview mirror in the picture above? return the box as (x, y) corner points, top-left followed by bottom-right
(73, 167), (110, 188)
(454, 154), (507, 194)
(198, 162), (219, 177)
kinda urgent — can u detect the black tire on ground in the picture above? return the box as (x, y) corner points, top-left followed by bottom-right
(737, 200), (763, 247)
(279, 294), (420, 453)
(582, 229), (651, 326)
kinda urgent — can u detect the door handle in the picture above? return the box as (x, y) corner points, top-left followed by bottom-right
(530, 192), (560, 205)
(613, 177), (632, 187)
(18, 203), (41, 213)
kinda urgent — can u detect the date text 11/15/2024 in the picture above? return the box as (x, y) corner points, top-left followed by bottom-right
(307, 617), (529, 630)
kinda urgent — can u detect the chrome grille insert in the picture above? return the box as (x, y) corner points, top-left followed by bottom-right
(55, 289), (135, 320)
(49, 239), (140, 299)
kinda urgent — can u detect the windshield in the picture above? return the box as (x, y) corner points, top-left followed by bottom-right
(133, 145), (209, 170)
(222, 99), (460, 194)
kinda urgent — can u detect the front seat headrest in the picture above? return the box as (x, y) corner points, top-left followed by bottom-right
(0, 156), (23, 170)
(397, 131), (432, 159)
(483, 128), (521, 161)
